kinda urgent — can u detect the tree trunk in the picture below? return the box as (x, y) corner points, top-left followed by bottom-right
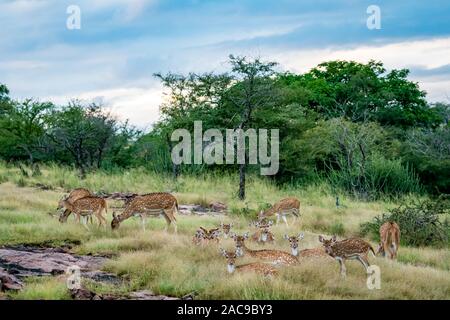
(238, 163), (246, 200)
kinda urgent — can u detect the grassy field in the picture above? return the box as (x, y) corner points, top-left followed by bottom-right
(0, 163), (449, 300)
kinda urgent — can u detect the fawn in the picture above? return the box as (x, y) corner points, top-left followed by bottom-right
(220, 222), (233, 239)
(377, 221), (400, 259)
(220, 248), (278, 277)
(111, 192), (178, 232)
(232, 233), (298, 266)
(251, 220), (275, 244)
(319, 235), (375, 277)
(59, 196), (108, 228)
(58, 188), (91, 223)
(258, 197), (300, 226)
(193, 227), (221, 245)
(284, 233), (330, 258)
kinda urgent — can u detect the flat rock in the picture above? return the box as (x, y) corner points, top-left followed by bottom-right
(0, 267), (23, 291)
(0, 246), (107, 277)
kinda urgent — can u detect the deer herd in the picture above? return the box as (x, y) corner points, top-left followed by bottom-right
(56, 188), (400, 279)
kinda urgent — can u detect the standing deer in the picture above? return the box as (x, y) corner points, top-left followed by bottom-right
(258, 197), (300, 226)
(58, 196), (108, 228)
(319, 235), (375, 277)
(58, 188), (92, 223)
(284, 233), (330, 258)
(219, 248), (278, 277)
(232, 233), (298, 266)
(111, 192), (178, 233)
(377, 221), (400, 259)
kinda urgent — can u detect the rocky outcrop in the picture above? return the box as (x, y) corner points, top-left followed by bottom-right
(0, 267), (23, 291)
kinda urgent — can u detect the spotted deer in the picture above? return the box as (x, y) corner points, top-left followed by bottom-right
(58, 188), (92, 223)
(220, 222), (233, 239)
(193, 227), (221, 245)
(258, 197), (300, 226)
(284, 233), (330, 258)
(219, 248), (278, 277)
(59, 196), (108, 228)
(251, 220), (275, 244)
(111, 192), (178, 233)
(319, 235), (375, 277)
(377, 221), (400, 259)
(232, 233), (298, 266)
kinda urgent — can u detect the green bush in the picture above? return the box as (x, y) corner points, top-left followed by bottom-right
(360, 196), (450, 247)
(328, 154), (423, 200)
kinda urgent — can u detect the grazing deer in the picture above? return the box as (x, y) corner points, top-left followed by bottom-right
(58, 188), (92, 223)
(193, 227), (221, 245)
(258, 197), (300, 226)
(111, 192), (178, 233)
(284, 233), (330, 258)
(319, 235), (375, 277)
(59, 196), (108, 228)
(251, 220), (275, 244)
(232, 233), (298, 266)
(219, 248), (278, 277)
(220, 222), (233, 239)
(377, 221), (400, 259)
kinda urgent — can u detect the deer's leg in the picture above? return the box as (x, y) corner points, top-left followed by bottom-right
(336, 257), (346, 278)
(141, 215), (146, 231)
(357, 255), (370, 273)
(162, 210), (171, 232)
(276, 213), (280, 225)
(282, 215), (289, 227)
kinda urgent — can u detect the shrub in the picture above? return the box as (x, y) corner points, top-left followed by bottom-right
(360, 196), (450, 247)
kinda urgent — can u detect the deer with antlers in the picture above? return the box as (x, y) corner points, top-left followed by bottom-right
(193, 227), (221, 245)
(232, 233), (298, 266)
(219, 248), (278, 277)
(258, 197), (300, 226)
(319, 235), (375, 277)
(111, 192), (178, 233)
(284, 233), (330, 258)
(58, 196), (108, 228)
(377, 221), (400, 259)
(57, 188), (92, 223)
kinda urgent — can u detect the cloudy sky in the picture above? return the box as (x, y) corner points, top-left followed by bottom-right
(1, 0), (450, 128)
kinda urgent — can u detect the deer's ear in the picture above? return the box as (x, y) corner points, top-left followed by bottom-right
(318, 235), (324, 243)
(268, 220), (273, 226)
(219, 248), (227, 257)
(230, 222), (233, 227)
(332, 235), (337, 242)
(112, 212), (117, 219)
(220, 222), (224, 228)
(283, 234), (289, 240)
(243, 232), (249, 239)
(298, 233), (304, 240)
(230, 232), (237, 239)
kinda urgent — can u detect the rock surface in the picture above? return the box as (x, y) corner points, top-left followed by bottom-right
(0, 267), (23, 291)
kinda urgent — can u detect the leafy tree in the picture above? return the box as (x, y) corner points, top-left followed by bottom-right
(0, 99), (53, 164)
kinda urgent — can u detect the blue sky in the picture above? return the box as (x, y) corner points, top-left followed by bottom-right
(1, 0), (450, 128)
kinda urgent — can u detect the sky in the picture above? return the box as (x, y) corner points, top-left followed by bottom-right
(1, 0), (450, 129)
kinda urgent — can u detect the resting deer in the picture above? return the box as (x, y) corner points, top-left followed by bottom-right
(232, 233), (298, 266)
(58, 188), (92, 223)
(111, 192), (178, 233)
(377, 221), (400, 259)
(193, 227), (221, 245)
(220, 248), (278, 277)
(258, 197), (300, 226)
(58, 196), (108, 229)
(220, 222), (233, 239)
(284, 233), (330, 258)
(319, 235), (375, 277)
(251, 220), (275, 244)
